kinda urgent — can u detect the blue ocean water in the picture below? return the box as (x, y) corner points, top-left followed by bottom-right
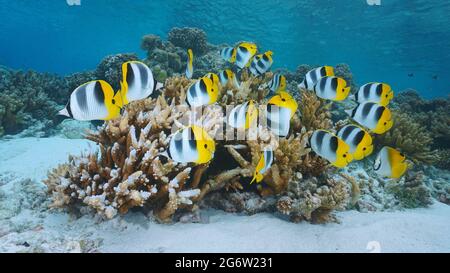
(0, 0), (448, 98)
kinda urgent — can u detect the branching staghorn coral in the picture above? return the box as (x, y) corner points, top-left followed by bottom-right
(374, 111), (438, 164)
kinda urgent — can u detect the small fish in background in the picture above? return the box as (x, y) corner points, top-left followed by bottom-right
(298, 66), (334, 90)
(249, 51), (273, 76)
(220, 46), (237, 63)
(58, 80), (123, 121)
(234, 42), (258, 69)
(185, 49), (194, 79)
(251, 149), (274, 184)
(218, 69), (240, 88)
(432, 75), (438, 80)
(345, 102), (393, 134)
(351, 82), (394, 106)
(407, 73), (414, 77)
(313, 76), (351, 101)
(227, 100), (259, 130)
(374, 146), (408, 179)
(310, 130), (353, 168)
(186, 75), (219, 107)
(336, 125), (374, 160)
(266, 91), (298, 137)
(166, 125), (216, 164)
(120, 61), (163, 104)
(266, 73), (287, 98)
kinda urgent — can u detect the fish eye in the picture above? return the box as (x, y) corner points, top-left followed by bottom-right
(384, 122), (387, 125)
(363, 147), (367, 151)
(204, 144), (208, 148)
(343, 154), (347, 158)
(342, 88), (345, 92)
(385, 94), (388, 97)
(281, 98), (286, 102)
(112, 99), (116, 104)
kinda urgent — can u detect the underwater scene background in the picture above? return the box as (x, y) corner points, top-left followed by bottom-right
(0, 0), (449, 253)
(1, 0), (449, 98)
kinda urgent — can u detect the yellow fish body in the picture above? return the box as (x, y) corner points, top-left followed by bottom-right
(219, 69), (240, 88)
(249, 51), (273, 76)
(310, 130), (353, 168)
(186, 75), (219, 107)
(185, 49), (194, 79)
(266, 91), (298, 137)
(353, 82), (394, 106)
(251, 149), (274, 184)
(234, 42), (258, 69)
(167, 125), (216, 164)
(120, 61), (163, 105)
(298, 66), (334, 90)
(227, 100), (259, 130)
(337, 125), (373, 160)
(267, 73), (286, 97)
(220, 47), (237, 63)
(58, 80), (123, 121)
(374, 146), (408, 178)
(314, 76), (351, 101)
(346, 102), (393, 134)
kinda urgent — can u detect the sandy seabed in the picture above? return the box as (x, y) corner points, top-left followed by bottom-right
(0, 137), (449, 253)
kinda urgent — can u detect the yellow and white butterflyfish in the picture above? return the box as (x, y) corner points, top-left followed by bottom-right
(120, 61), (163, 105)
(205, 72), (220, 91)
(58, 80), (123, 121)
(185, 49), (194, 79)
(336, 124), (374, 161)
(220, 46), (237, 63)
(298, 66), (334, 90)
(234, 42), (258, 69)
(219, 69), (240, 88)
(374, 146), (408, 179)
(249, 51), (273, 76)
(227, 100), (259, 130)
(351, 82), (394, 106)
(166, 125), (216, 164)
(266, 73), (286, 98)
(313, 76), (351, 101)
(310, 130), (353, 168)
(251, 149), (274, 184)
(345, 102), (393, 134)
(265, 91), (298, 137)
(186, 75), (219, 107)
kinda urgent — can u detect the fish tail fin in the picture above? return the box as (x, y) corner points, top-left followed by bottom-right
(58, 107), (70, 117)
(250, 176), (257, 184)
(345, 108), (354, 117)
(156, 81), (164, 90)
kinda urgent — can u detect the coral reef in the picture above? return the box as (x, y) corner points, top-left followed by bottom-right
(374, 111), (438, 164)
(95, 53), (139, 91)
(168, 27), (209, 55)
(45, 72), (349, 223)
(276, 174), (350, 224)
(386, 170), (432, 208)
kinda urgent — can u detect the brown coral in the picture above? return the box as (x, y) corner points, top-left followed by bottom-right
(374, 111), (438, 164)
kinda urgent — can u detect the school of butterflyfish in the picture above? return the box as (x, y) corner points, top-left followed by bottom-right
(58, 41), (408, 184)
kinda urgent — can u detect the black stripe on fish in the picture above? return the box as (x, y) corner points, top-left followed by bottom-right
(331, 77), (338, 90)
(239, 46), (248, 54)
(376, 84), (382, 97)
(303, 79), (309, 89)
(93, 81), (105, 104)
(329, 136), (338, 153)
(320, 66), (326, 76)
(188, 127), (197, 151)
(355, 90), (359, 101)
(138, 63), (148, 88)
(320, 77), (327, 91)
(66, 100), (73, 118)
(374, 105), (385, 121)
(310, 70), (317, 83)
(351, 106), (357, 118)
(363, 84), (371, 99)
(257, 59), (265, 69)
(126, 63), (135, 87)
(361, 102), (374, 118)
(262, 54), (269, 62)
(152, 77), (157, 94)
(76, 85), (88, 111)
(199, 79), (208, 96)
(315, 130), (326, 148)
(340, 125), (355, 140)
(265, 150), (273, 166)
(353, 130), (365, 146)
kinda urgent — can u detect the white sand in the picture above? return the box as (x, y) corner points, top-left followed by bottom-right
(1, 137), (449, 253)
